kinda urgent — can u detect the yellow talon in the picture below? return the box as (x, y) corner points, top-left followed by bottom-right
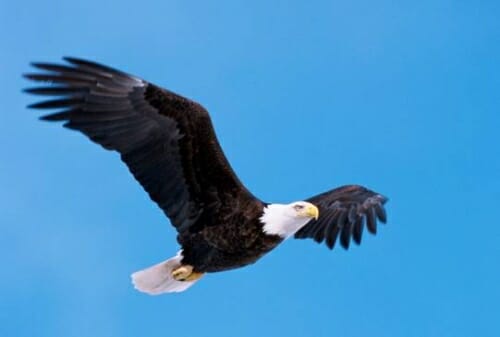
(172, 265), (204, 282)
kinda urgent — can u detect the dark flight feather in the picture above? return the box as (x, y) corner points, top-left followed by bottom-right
(25, 57), (259, 236)
(295, 185), (388, 249)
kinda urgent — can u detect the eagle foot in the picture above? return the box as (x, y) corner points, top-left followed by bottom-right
(171, 265), (204, 282)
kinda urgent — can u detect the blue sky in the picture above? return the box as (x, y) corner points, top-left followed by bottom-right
(1, 1), (499, 336)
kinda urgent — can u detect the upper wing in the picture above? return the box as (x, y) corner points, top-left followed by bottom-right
(24, 57), (257, 233)
(294, 185), (388, 249)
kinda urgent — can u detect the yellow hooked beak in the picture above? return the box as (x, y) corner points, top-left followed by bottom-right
(303, 203), (319, 220)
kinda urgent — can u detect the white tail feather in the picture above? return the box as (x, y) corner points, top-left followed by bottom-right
(131, 251), (199, 295)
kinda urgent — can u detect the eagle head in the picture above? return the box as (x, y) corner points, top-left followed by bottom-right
(260, 201), (319, 238)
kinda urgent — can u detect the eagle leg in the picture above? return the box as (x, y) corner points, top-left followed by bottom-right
(171, 265), (204, 282)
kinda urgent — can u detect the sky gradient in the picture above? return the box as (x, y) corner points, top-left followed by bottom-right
(1, 1), (499, 337)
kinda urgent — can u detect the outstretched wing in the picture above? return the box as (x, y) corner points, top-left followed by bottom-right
(295, 185), (388, 249)
(24, 57), (257, 233)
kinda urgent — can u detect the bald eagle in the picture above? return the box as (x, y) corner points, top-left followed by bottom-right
(24, 57), (388, 294)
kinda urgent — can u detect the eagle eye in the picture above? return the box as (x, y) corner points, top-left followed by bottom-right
(293, 204), (305, 211)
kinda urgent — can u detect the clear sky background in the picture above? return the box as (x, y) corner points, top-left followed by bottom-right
(1, 1), (499, 337)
